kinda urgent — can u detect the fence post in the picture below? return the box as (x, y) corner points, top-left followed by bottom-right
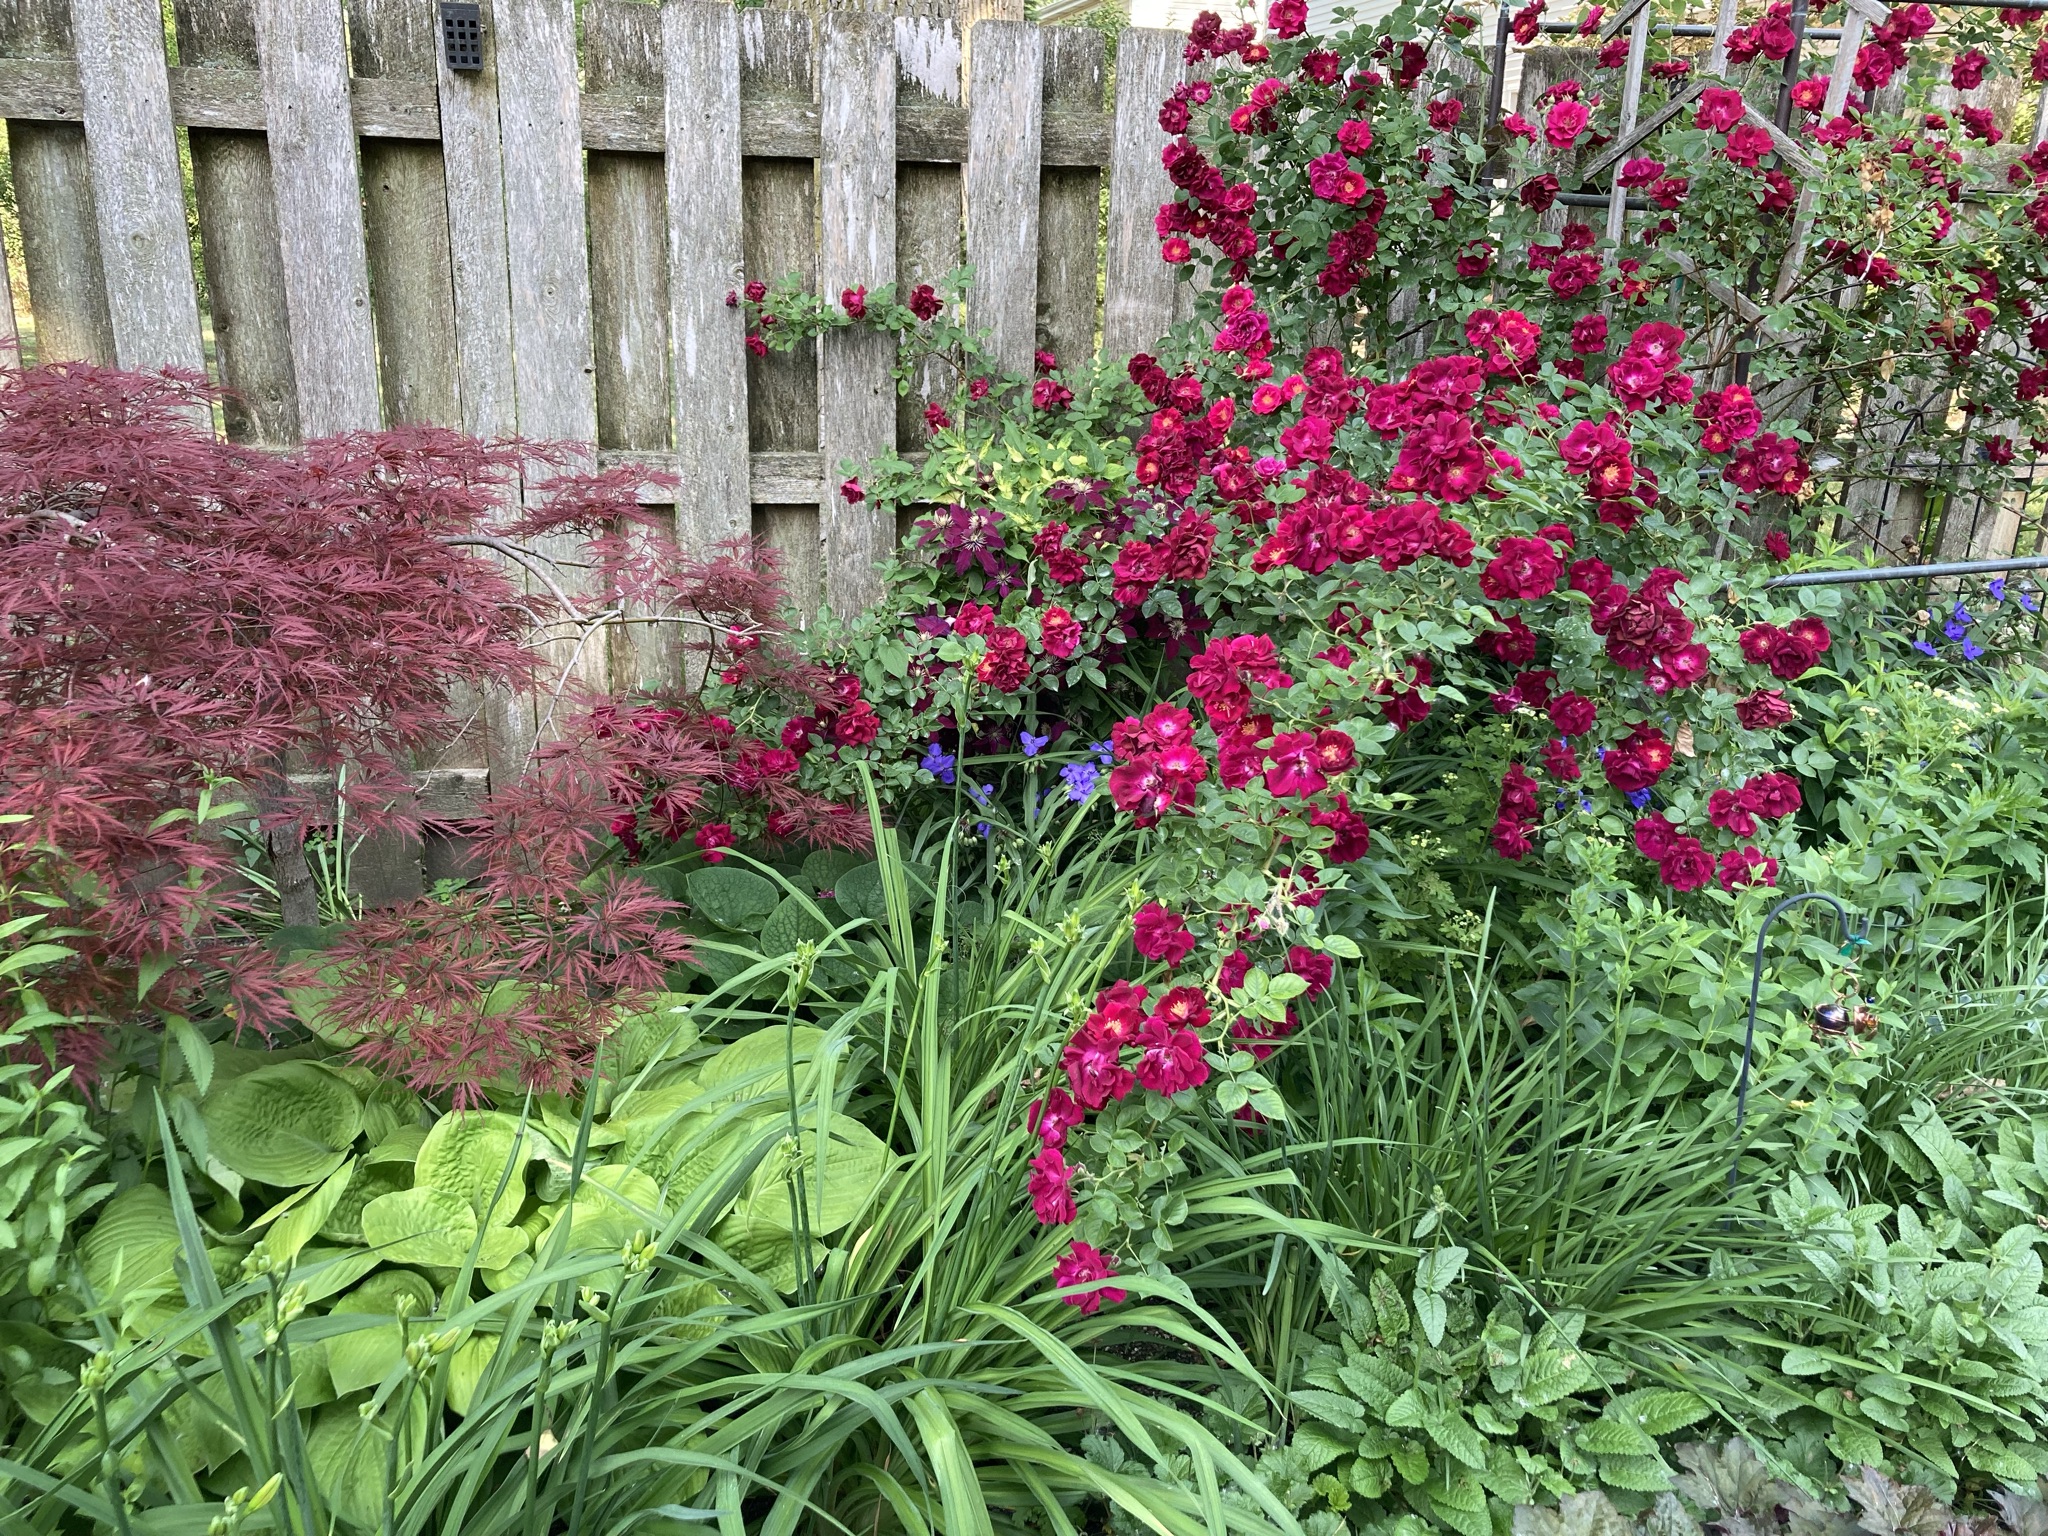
(0, 0), (116, 366)
(254, 0), (384, 436)
(664, 0), (752, 557)
(964, 20), (1044, 377)
(71, 0), (205, 374)
(1103, 28), (1182, 362)
(819, 10), (897, 618)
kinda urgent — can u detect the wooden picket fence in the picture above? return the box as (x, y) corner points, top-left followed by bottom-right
(0, 0), (1189, 624)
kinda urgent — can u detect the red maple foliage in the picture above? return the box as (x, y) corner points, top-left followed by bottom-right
(0, 365), (863, 1095)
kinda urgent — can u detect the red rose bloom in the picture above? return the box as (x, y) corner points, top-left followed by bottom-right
(1735, 689), (1794, 730)
(832, 700), (880, 746)
(1658, 836), (1716, 892)
(1479, 536), (1563, 601)
(1132, 901), (1196, 965)
(1548, 691), (1597, 736)
(1040, 606), (1082, 659)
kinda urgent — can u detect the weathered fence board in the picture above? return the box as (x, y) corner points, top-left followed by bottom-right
(4, 0), (115, 368)
(893, 15), (961, 456)
(818, 10), (897, 617)
(964, 20), (1042, 377)
(1035, 25), (1102, 372)
(1103, 28), (1182, 362)
(255, 0), (382, 434)
(352, 0), (462, 429)
(176, 0), (300, 443)
(71, 0), (205, 372)
(739, 8), (823, 617)
(664, 0), (750, 558)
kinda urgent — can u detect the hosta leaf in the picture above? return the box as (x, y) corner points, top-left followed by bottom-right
(604, 992), (701, 1075)
(324, 1270), (437, 1395)
(742, 1112), (892, 1237)
(260, 1157), (356, 1268)
(78, 1185), (180, 1307)
(696, 1026), (829, 1101)
(445, 1332), (500, 1416)
(360, 1186), (481, 1267)
(686, 865), (781, 932)
(320, 1160), (411, 1245)
(305, 1395), (427, 1531)
(414, 1111), (553, 1226)
(201, 1063), (362, 1187)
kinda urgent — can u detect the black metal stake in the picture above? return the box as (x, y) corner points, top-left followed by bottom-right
(1729, 891), (1869, 1195)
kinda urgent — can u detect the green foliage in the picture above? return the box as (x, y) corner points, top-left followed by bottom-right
(1515, 1442), (2048, 1536)
(1722, 1102), (2048, 1497)
(1263, 1255), (1713, 1536)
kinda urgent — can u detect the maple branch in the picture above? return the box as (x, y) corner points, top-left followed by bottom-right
(441, 535), (585, 617)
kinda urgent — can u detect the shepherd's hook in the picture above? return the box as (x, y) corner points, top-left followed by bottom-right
(1729, 892), (1869, 1195)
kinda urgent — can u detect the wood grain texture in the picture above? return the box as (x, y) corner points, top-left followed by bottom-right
(351, 0), (460, 428)
(253, 0), (381, 433)
(893, 14), (960, 451)
(173, 0), (299, 442)
(588, 0), (672, 456)
(0, 53), (1119, 163)
(1604, 7), (1649, 247)
(431, 0), (523, 787)
(818, 10), (896, 616)
(71, 0), (205, 372)
(434, 0), (516, 443)
(1103, 28), (1180, 361)
(494, 0), (598, 447)
(1035, 25), (1102, 369)
(964, 20), (1041, 377)
(1, 0), (115, 367)
(5, 119), (113, 364)
(665, 0), (751, 554)
(587, 0), (677, 693)
(737, 9), (820, 617)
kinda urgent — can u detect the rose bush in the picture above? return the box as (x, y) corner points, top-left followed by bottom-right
(717, 0), (2048, 1306)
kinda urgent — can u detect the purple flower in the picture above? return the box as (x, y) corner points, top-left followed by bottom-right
(1988, 577), (2007, 603)
(1060, 763), (1100, 801)
(1021, 731), (1050, 758)
(920, 744), (956, 783)
(1913, 639), (1940, 657)
(1625, 787), (1653, 809)
(917, 502), (1011, 580)
(1961, 638), (1986, 660)
(1944, 619), (1970, 641)
(2021, 589), (2040, 613)
(1089, 740), (1115, 766)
